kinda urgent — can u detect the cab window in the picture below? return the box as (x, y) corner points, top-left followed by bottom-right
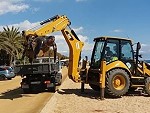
(91, 41), (104, 67)
(104, 39), (119, 63)
(121, 41), (134, 60)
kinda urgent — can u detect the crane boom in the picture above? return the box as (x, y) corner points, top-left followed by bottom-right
(23, 15), (84, 82)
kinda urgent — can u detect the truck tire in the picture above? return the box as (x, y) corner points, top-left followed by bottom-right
(89, 84), (100, 91)
(145, 77), (150, 96)
(105, 69), (130, 97)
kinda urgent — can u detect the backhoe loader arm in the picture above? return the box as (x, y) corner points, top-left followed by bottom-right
(23, 15), (84, 82)
(23, 15), (70, 36)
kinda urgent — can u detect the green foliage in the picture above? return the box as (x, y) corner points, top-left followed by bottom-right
(0, 26), (25, 65)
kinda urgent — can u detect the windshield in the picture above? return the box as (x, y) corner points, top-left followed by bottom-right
(91, 40), (105, 68)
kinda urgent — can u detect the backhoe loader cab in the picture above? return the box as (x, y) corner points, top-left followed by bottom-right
(87, 36), (150, 98)
(91, 36), (134, 69)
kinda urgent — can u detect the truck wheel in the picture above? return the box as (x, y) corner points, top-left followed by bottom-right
(145, 77), (150, 95)
(105, 69), (130, 97)
(89, 84), (100, 91)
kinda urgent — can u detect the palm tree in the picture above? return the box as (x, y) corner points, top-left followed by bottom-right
(0, 32), (12, 53)
(0, 26), (25, 65)
(0, 32), (13, 65)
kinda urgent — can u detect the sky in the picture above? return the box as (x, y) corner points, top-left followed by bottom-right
(0, 0), (150, 60)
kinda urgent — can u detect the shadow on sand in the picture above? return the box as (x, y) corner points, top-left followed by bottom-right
(57, 88), (120, 99)
(0, 87), (25, 100)
(57, 88), (150, 100)
(0, 87), (45, 100)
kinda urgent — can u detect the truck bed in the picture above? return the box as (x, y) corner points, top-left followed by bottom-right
(14, 63), (59, 75)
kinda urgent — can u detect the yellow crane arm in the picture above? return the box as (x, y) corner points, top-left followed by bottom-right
(23, 15), (84, 82)
(24, 15), (70, 36)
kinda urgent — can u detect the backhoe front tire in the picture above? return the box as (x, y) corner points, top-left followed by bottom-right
(145, 77), (150, 96)
(106, 69), (130, 97)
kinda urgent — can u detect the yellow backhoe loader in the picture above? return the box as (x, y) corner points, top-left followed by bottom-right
(16, 15), (150, 99)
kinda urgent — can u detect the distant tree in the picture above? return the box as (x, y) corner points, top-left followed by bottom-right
(0, 32), (12, 54)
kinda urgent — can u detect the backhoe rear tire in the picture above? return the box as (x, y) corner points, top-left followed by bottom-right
(145, 77), (150, 96)
(105, 69), (130, 97)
